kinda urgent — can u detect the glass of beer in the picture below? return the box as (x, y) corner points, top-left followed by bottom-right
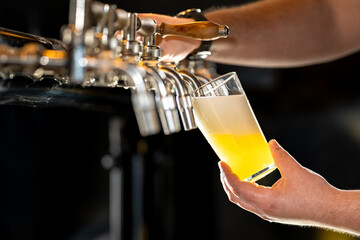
(191, 72), (276, 182)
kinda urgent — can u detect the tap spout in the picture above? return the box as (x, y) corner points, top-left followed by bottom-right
(143, 65), (181, 135)
(159, 66), (196, 131)
(86, 58), (160, 136)
(175, 68), (203, 96)
(124, 64), (160, 136)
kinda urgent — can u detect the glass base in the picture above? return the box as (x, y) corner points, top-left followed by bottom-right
(244, 164), (276, 183)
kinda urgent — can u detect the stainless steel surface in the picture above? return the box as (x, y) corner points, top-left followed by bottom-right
(176, 68), (202, 94)
(159, 66), (197, 131)
(143, 66), (181, 135)
(0, 0), (229, 136)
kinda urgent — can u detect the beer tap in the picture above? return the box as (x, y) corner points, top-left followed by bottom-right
(142, 66), (181, 135)
(87, 1), (129, 55)
(120, 13), (142, 62)
(113, 61), (160, 136)
(175, 68), (203, 95)
(127, 17), (180, 134)
(138, 18), (161, 64)
(65, 0), (90, 84)
(159, 66), (196, 131)
(0, 0), (231, 137)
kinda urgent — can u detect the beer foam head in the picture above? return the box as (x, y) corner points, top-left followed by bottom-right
(192, 95), (261, 134)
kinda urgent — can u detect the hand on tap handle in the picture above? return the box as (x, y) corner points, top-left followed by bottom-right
(138, 14), (212, 62)
(138, 13), (228, 62)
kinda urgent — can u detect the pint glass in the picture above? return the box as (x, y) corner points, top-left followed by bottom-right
(191, 72), (276, 182)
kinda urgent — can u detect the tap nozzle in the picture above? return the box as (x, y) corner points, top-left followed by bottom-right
(143, 66), (181, 134)
(115, 62), (160, 136)
(159, 66), (197, 131)
(175, 68), (203, 96)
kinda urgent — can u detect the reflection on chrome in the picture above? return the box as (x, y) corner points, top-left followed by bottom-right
(0, 0), (229, 136)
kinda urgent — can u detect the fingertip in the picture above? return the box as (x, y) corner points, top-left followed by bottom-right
(218, 161), (232, 173)
(221, 160), (231, 166)
(217, 161), (222, 169)
(269, 139), (287, 158)
(219, 162), (259, 192)
(268, 139), (300, 173)
(269, 139), (281, 149)
(218, 162), (238, 183)
(218, 160), (225, 169)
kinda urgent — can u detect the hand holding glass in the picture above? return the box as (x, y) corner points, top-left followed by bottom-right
(191, 72), (276, 182)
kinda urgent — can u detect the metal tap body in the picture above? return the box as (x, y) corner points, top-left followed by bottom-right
(0, 0), (229, 136)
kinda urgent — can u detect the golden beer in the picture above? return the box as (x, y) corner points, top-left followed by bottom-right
(192, 94), (275, 182)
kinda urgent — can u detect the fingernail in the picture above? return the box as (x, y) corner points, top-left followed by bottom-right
(269, 139), (281, 149)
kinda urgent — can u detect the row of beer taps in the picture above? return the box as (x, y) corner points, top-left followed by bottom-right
(0, 0), (229, 136)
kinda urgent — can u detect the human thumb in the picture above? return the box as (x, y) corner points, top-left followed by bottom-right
(269, 139), (302, 176)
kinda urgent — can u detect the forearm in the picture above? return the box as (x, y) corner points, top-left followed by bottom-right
(205, 0), (360, 67)
(323, 189), (360, 236)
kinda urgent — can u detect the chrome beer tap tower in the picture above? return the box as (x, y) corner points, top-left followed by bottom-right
(0, 0), (228, 239)
(0, 0), (228, 137)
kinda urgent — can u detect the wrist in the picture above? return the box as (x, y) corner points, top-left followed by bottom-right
(326, 189), (360, 234)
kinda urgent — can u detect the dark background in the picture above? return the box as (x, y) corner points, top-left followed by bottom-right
(0, 0), (359, 240)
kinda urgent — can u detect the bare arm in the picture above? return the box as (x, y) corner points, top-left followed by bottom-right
(206, 0), (360, 67)
(219, 140), (360, 236)
(141, 0), (360, 67)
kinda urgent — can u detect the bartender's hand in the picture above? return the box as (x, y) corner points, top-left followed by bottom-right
(219, 139), (360, 235)
(138, 13), (200, 62)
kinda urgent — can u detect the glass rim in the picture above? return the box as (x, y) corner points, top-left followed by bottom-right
(191, 72), (239, 96)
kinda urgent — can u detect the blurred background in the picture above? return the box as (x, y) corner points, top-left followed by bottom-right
(0, 0), (359, 239)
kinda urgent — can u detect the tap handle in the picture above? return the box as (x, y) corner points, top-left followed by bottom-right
(157, 21), (229, 41)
